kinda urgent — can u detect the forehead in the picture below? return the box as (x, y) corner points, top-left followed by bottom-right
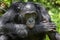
(21, 3), (36, 11)
(20, 3), (37, 14)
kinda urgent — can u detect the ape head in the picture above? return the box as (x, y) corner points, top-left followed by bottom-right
(19, 3), (38, 29)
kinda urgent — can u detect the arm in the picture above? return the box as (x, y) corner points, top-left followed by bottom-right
(0, 3), (28, 39)
(0, 3), (18, 34)
(32, 3), (54, 32)
(3, 23), (28, 38)
(34, 3), (60, 40)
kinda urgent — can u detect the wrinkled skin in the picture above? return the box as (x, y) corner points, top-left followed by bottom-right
(0, 2), (60, 40)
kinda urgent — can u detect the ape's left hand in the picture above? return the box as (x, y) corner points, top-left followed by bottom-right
(33, 22), (56, 33)
(40, 22), (56, 32)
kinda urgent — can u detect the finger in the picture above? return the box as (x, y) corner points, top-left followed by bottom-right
(48, 27), (55, 29)
(49, 23), (56, 26)
(47, 24), (56, 28)
(47, 29), (56, 31)
(49, 24), (56, 27)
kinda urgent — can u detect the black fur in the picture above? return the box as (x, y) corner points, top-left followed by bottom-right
(0, 2), (60, 40)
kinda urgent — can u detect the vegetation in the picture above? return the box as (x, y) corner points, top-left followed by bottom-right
(0, 0), (60, 40)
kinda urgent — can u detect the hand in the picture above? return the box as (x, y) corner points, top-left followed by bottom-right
(15, 24), (28, 38)
(33, 22), (56, 33)
(40, 22), (56, 32)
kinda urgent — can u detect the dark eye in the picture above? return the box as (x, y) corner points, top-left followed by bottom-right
(25, 14), (31, 19)
(31, 13), (37, 16)
(31, 13), (37, 18)
(25, 13), (37, 19)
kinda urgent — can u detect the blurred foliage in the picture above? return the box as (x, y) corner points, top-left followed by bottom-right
(0, 0), (60, 40)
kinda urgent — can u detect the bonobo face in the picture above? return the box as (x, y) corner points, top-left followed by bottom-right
(26, 17), (35, 29)
(25, 12), (37, 29)
(20, 3), (37, 29)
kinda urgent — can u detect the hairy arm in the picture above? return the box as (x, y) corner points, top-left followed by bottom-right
(34, 3), (60, 40)
(0, 3), (28, 39)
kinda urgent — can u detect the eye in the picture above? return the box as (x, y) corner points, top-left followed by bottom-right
(31, 13), (37, 18)
(24, 13), (37, 19)
(25, 14), (31, 19)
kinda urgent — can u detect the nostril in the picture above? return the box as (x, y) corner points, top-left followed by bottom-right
(29, 20), (33, 23)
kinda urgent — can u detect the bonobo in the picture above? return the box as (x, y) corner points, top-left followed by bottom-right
(0, 2), (60, 40)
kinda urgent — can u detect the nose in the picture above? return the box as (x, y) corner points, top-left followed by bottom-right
(29, 20), (33, 23)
